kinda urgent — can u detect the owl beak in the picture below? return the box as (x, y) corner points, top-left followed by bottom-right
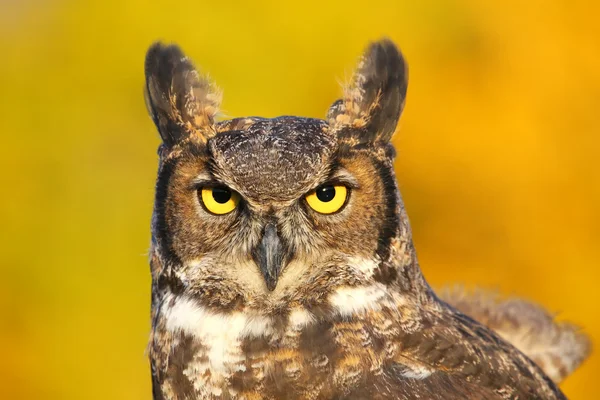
(253, 223), (285, 291)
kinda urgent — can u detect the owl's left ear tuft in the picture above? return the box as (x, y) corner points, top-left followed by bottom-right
(327, 39), (408, 144)
(144, 42), (222, 147)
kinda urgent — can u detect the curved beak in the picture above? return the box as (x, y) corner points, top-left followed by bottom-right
(253, 223), (285, 291)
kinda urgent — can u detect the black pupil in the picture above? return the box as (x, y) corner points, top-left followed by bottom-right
(316, 186), (336, 202)
(212, 187), (232, 204)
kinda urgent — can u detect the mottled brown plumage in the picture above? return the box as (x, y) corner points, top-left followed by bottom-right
(439, 287), (591, 384)
(144, 39), (590, 399)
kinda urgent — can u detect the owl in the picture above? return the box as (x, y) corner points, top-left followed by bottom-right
(144, 39), (590, 399)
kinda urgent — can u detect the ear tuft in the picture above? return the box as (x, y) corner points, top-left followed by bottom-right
(144, 42), (222, 147)
(328, 39), (408, 144)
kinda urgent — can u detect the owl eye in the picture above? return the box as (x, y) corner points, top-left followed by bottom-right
(305, 185), (348, 214)
(200, 187), (240, 215)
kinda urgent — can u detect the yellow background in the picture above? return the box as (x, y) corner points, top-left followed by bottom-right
(0, 0), (597, 398)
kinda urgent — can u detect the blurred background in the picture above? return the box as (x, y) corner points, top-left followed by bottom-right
(0, 0), (598, 398)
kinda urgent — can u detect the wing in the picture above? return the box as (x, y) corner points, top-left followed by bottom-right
(371, 303), (567, 400)
(286, 297), (566, 400)
(438, 286), (591, 383)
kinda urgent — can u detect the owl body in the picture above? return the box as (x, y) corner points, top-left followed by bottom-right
(144, 40), (589, 399)
(151, 273), (561, 399)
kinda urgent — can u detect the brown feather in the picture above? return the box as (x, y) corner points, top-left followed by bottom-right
(145, 42), (221, 146)
(439, 286), (592, 383)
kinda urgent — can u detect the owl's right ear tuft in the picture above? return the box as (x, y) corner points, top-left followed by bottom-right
(144, 42), (222, 147)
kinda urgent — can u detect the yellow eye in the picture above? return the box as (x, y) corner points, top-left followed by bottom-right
(200, 187), (240, 215)
(305, 185), (348, 214)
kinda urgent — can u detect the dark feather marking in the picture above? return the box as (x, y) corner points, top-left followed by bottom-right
(371, 150), (399, 284)
(153, 156), (181, 267)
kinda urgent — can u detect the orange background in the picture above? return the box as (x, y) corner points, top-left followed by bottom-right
(0, 0), (597, 398)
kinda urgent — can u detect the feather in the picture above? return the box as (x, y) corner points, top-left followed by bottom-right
(439, 286), (592, 383)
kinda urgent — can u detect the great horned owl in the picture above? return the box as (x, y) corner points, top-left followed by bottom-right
(144, 39), (590, 399)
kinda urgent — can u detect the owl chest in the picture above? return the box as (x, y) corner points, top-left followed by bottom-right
(156, 299), (393, 398)
(153, 288), (437, 399)
(169, 328), (366, 399)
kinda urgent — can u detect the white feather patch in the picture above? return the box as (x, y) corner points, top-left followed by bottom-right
(165, 295), (272, 338)
(329, 284), (389, 316)
(400, 365), (434, 379)
(289, 308), (316, 328)
(163, 294), (272, 374)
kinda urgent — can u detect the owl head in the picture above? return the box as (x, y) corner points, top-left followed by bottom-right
(145, 39), (425, 315)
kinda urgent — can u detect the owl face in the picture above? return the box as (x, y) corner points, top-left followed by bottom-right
(146, 40), (408, 313)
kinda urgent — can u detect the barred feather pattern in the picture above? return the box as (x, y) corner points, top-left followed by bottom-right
(439, 287), (592, 383)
